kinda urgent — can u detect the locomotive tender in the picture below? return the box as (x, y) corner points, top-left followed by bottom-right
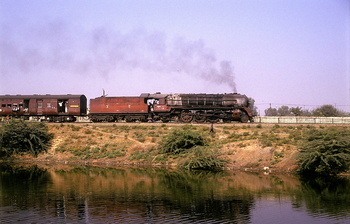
(1, 93), (254, 123)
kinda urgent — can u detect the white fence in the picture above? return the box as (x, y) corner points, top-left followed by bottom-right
(254, 116), (350, 124)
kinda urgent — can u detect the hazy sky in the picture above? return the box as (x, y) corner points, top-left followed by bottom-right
(1, 0), (349, 114)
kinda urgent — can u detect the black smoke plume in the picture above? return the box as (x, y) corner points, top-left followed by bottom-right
(0, 21), (237, 92)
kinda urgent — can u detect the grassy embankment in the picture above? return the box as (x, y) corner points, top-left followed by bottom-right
(13, 122), (345, 172)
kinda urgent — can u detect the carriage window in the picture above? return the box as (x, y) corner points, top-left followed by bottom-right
(47, 103), (51, 108)
(1, 104), (5, 107)
(7, 104), (11, 108)
(38, 103), (42, 108)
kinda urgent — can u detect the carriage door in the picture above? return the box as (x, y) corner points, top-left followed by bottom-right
(58, 99), (68, 113)
(37, 100), (43, 115)
(23, 100), (30, 114)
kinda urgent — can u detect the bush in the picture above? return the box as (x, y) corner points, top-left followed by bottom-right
(0, 120), (53, 157)
(158, 128), (206, 154)
(297, 127), (350, 176)
(179, 146), (227, 171)
(158, 127), (226, 170)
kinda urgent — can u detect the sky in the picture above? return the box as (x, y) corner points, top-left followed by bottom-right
(0, 0), (349, 115)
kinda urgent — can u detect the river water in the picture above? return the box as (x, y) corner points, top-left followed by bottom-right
(0, 163), (349, 223)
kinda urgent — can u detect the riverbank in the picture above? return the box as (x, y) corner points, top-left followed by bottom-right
(6, 122), (331, 172)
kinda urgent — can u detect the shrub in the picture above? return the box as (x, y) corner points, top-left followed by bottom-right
(129, 150), (153, 162)
(179, 146), (227, 171)
(297, 127), (350, 176)
(69, 125), (81, 131)
(84, 129), (93, 134)
(273, 124), (280, 129)
(158, 128), (206, 154)
(0, 120), (53, 157)
(133, 131), (146, 142)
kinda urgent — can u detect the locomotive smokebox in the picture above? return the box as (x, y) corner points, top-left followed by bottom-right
(222, 93), (248, 107)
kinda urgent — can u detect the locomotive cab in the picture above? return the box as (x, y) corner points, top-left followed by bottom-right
(143, 93), (170, 113)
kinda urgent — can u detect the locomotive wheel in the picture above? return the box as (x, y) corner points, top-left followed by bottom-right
(194, 111), (206, 123)
(90, 116), (100, 122)
(105, 116), (115, 122)
(180, 110), (193, 123)
(161, 118), (170, 123)
(160, 115), (170, 123)
(240, 114), (249, 123)
(207, 117), (219, 123)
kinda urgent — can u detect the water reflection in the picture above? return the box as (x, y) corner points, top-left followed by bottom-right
(0, 164), (51, 210)
(294, 176), (350, 217)
(0, 164), (349, 223)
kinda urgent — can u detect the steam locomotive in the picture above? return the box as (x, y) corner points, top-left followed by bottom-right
(0, 92), (254, 123)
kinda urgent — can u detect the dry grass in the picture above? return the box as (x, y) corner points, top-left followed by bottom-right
(10, 122), (348, 172)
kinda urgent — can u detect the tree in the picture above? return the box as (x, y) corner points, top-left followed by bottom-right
(277, 105), (291, 116)
(300, 109), (312, 116)
(290, 106), (303, 116)
(0, 120), (53, 157)
(312, 105), (340, 117)
(264, 107), (278, 116)
(297, 127), (350, 176)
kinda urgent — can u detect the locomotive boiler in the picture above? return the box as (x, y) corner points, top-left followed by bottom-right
(89, 92), (254, 123)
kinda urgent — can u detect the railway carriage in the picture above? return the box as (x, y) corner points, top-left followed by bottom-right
(0, 94), (87, 122)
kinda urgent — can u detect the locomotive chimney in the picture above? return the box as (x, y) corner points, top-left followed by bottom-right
(102, 89), (108, 97)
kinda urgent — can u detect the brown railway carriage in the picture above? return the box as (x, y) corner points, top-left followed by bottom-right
(0, 94), (87, 122)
